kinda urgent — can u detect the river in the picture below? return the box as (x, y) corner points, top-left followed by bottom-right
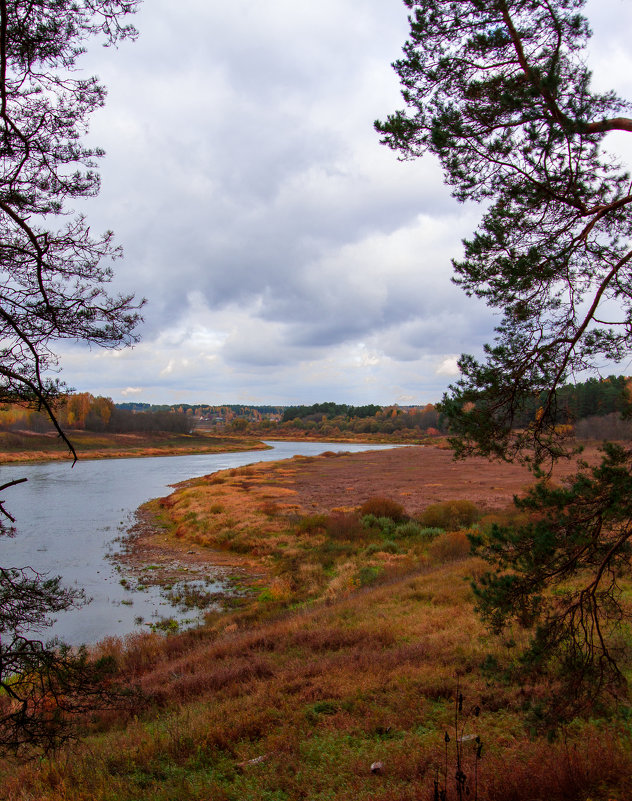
(1, 441), (396, 645)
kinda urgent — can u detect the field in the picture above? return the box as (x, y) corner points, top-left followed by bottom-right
(2, 445), (632, 800)
(0, 429), (269, 463)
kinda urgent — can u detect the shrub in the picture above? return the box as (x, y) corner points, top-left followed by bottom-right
(427, 530), (472, 563)
(318, 540), (354, 563)
(361, 514), (402, 538)
(575, 411), (632, 440)
(366, 540), (400, 555)
(376, 516), (397, 537)
(359, 496), (407, 522)
(355, 565), (383, 586)
(363, 515), (444, 543)
(326, 511), (364, 541)
(391, 520), (427, 539)
(479, 506), (530, 530)
(417, 526), (444, 540)
(419, 499), (480, 530)
(297, 514), (329, 534)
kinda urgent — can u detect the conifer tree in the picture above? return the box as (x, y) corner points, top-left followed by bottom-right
(378, 0), (632, 716)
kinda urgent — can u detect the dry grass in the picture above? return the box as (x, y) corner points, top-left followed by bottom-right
(4, 555), (631, 800)
(0, 431), (268, 463)
(2, 450), (631, 800)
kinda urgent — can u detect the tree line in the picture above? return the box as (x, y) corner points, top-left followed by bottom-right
(2, 378), (630, 441)
(0, 393), (192, 435)
(515, 375), (631, 427)
(118, 402), (285, 419)
(281, 402), (382, 422)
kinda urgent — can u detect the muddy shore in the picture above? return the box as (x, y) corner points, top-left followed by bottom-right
(116, 443), (594, 588)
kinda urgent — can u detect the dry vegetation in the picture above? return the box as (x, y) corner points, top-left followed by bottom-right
(2, 446), (631, 800)
(0, 430), (268, 463)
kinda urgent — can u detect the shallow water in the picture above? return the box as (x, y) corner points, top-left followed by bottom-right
(1, 441), (395, 644)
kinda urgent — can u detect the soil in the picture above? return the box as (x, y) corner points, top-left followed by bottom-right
(117, 507), (264, 590)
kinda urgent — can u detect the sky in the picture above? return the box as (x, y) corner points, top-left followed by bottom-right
(52, 0), (632, 407)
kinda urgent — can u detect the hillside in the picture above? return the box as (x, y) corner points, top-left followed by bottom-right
(3, 446), (631, 800)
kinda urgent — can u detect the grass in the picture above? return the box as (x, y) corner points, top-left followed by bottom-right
(2, 454), (632, 799)
(5, 558), (632, 799)
(0, 430), (269, 463)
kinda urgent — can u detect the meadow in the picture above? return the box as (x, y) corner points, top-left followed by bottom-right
(2, 447), (631, 800)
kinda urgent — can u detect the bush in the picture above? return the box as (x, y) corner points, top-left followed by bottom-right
(366, 540), (400, 555)
(392, 520), (426, 539)
(297, 514), (329, 533)
(419, 500), (480, 530)
(376, 516), (397, 536)
(427, 530), (472, 563)
(575, 411), (632, 440)
(326, 512), (364, 541)
(363, 516), (444, 541)
(417, 526), (444, 540)
(359, 496), (407, 522)
(355, 565), (383, 587)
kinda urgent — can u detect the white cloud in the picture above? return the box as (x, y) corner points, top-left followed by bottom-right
(49, 0), (631, 405)
(435, 357), (461, 377)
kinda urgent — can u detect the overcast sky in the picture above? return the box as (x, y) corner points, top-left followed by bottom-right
(53, 0), (632, 406)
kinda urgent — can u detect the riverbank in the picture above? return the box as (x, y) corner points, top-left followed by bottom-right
(4, 444), (631, 800)
(0, 429), (270, 463)
(119, 444), (589, 614)
(224, 429), (449, 446)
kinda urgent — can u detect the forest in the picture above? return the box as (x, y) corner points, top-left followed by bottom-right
(0, 393), (193, 435)
(1, 376), (630, 441)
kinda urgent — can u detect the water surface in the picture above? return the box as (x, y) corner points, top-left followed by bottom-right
(1, 441), (395, 644)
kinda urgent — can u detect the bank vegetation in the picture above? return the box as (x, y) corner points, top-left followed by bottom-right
(2, 448), (631, 800)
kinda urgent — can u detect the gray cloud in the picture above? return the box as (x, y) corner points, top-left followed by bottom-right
(53, 0), (631, 404)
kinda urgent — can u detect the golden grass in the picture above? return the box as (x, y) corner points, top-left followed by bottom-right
(2, 452), (632, 800)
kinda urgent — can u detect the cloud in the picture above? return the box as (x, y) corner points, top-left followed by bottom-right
(50, 0), (631, 404)
(436, 357), (461, 377)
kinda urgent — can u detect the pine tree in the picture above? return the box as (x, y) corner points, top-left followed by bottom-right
(377, 0), (632, 716)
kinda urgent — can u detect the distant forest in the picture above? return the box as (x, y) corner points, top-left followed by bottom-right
(517, 375), (631, 424)
(0, 393), (193, 434)
(117, 402), (284, 416)
(0, 376), (629, 439)
(115, 376), (632, 441)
